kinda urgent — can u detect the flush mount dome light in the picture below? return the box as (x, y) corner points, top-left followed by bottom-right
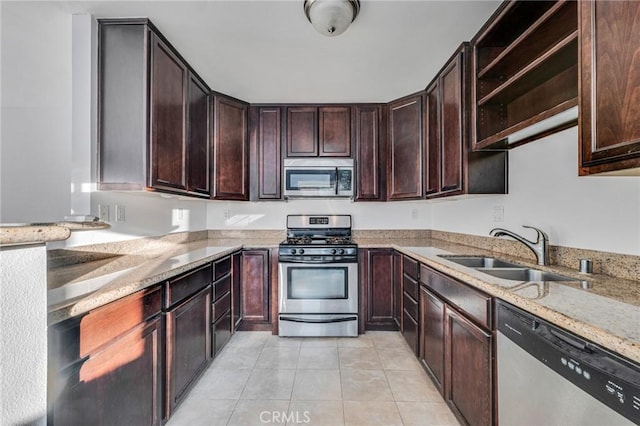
(304, 0), (360, 37)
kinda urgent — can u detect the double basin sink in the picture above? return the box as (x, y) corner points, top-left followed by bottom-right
(438, 255), (578, 282)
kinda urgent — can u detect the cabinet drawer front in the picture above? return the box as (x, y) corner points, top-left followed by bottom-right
(213, 310), (232, 356)
(78, 285), (162, 359)
(420, 265), (491, 329)
(213, 273), (231, 302)
(403, 274), (419, 301)
(166, 264), (213, 308)
(403, 291), (419, 321)
(212, 292), (231, 322)
(214, 256), (231, 281)
(402, 309), (419, 356)
(403, 255), (419, 280)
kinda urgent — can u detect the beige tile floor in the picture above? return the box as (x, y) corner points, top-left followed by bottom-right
(166, 331), (459, 426)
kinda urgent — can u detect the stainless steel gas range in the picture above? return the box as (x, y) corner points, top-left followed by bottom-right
(278, 214), (358, 337)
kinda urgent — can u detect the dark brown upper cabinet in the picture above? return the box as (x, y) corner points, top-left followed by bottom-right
(186, 74), (211, 196)
(249, 106), (282, 200)
(424, 43), (507, 199)
(354, 105), (387, 201)
(149, 34), (188, 192)
(471, 0), (578, 150)
(98, 19), (211, 198)
(213, 94), (249, 200)
(286, 106), (352, 157)
(579, 0), (640, 175)
(387, 93), (424, 200)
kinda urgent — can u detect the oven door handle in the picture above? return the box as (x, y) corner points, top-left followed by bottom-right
(278, 259), (356, 264)
(279, 315), (358, 324)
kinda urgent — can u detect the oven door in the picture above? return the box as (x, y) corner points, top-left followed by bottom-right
(278, 262), (358, 314)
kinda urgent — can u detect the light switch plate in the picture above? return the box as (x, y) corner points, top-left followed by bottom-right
(98, 204), (110, 222)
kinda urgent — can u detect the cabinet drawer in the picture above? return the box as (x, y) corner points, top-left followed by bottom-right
(213, 274), (231, 302)
(403, 255), (419, 280)
(403, 274), (419, 301)
(403, 291), (419, 321)
(214, 256), (231, 281)
(420, 265), (492, 329)
(165, 264), (213, 308)
(213, 309), (232, 356)
(402, 309), (419, 356)
(212, 292), (231, 322)
(50, 285), (163, 369)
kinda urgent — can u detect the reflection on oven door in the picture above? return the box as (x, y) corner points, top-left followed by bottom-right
(279, 314), (358, 337)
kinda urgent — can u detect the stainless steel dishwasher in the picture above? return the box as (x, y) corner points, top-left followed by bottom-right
(497, 301), (640, 425)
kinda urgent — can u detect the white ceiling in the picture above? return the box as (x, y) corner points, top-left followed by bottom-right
(61, 0), (501, 103)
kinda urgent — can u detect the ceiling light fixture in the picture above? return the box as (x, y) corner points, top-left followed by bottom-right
(304, 0), (360, 37)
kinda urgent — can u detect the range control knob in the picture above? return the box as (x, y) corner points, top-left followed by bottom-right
(330, 249), (337, 255)
(299, 249), (305, 255)
(338, 249), (345, 255)
(290, 249), (297, 255)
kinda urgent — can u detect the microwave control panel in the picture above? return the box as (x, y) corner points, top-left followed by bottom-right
(338, 169), (352, 191)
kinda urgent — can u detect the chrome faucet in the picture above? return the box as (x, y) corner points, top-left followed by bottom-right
(489, 225), (550, 266)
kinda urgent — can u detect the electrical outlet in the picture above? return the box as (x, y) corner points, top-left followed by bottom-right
(224, 209), (231, 220)
(98, 204), (110, 222)
(493, 205), (504, 222)
(411, 208), (418, 219)
(115, 205), (126, 222)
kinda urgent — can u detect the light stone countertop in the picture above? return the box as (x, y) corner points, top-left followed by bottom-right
(47, 238), (280, 324)
(0, 221), (109, 246)
(47, 235), (639, 364)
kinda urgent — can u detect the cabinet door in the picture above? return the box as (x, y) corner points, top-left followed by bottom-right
(186, 73), (210, 196)
(355, 105), (385, 200)
(579, 0), (640, 175)
(250, 106), (282, 200)
(319, 106), (351, 157)
(287, 107), (318, 157)
(166, 287), (211, 417)
(240, 249), (271, 329)
(232, 251), (243, 330)
(439, 48), (465, 194)
(213, 95), (249, 200)
(362, 249), (396, 330)
(420, 286), (445, 393)
(388, 95), (423, 200)
(424, 81), (440, 196)
(49, 317), (163, 426)
(149, 34), (187, 192)
(445, 306), (492, 426)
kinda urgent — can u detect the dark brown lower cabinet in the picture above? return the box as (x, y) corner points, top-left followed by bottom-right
(360, 248), (398, 331)
(165, 286), (211, 418)
(419, 286), (445, 393)
(232, 251), (243, 330)
(212, 257), (233, 357)
(239, 249), (272, 331)
(48, 286), (163, 426)
(393, 251), (403, 330)
(445, 306), (492, 426)
(419, 265), (493, 426)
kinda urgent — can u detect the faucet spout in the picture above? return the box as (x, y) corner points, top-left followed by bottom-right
(489, 225), (550, 266)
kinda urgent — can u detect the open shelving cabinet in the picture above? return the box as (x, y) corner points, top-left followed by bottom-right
(471, 0), (578, 150)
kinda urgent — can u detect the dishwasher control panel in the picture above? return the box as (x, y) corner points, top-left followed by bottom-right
(497, 301), (640, 424)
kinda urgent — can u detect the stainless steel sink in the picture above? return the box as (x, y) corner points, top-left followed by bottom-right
(476, 267), (576, 282)
(438, 255), (522, 268)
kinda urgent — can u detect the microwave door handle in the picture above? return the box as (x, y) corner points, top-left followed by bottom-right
(335, 168), (339, 195)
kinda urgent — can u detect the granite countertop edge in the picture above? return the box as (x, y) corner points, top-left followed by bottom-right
(1, 221), (109, 246)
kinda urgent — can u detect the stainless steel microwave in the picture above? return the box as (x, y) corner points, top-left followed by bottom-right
(283, 158), (354, 198)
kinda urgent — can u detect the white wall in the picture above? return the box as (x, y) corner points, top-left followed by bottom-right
(0, 244), (47, 425)
(54, 191), (209, 248)
(1, 2), (72, 223)
(206, 199), (431, 230)
(430, 127), (640, 256)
